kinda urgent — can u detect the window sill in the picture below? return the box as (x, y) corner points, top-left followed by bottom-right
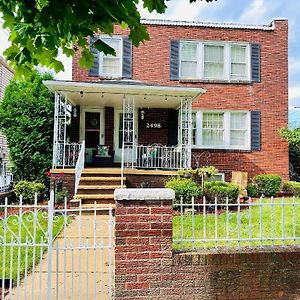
(179, 79), (253, 85)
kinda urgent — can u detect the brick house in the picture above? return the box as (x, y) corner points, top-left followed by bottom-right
(0, 56), (13, 192)
(45, 18), (288, 205)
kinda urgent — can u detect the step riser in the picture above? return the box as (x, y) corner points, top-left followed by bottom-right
(77, 189), (115, 195)
(81, 173), (122, 177)
(80, 180), (123, 186)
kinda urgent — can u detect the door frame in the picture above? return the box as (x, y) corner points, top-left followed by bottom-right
(80, 107), (105, 163)
(114, 109), (138, 163)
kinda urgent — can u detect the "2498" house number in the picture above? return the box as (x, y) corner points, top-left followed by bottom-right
(146, 123), (161, 129)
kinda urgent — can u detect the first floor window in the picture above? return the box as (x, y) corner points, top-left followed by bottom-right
(192, 110), (251, 150)
(202, 112), (224, 146)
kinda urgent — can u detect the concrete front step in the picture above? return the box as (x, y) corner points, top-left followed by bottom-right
(79, 177), (126, 186)
(74, 194), (114, 200)
(76, 185), (122, 195)
(69, 199), (115, 214)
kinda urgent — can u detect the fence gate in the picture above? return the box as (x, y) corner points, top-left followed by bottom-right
(0, 191), (115, 300)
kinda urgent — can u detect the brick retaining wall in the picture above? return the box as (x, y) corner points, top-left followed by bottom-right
(115, 188), (300, 300)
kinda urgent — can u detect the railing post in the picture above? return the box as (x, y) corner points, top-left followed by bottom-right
(47, 190), (54, 300)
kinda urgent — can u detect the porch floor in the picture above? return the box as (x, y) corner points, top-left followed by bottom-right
(51, 167), (177, 176)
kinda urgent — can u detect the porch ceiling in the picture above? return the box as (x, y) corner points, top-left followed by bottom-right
(44, 80), (205, 109)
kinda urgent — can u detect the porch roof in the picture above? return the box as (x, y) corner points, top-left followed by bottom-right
(44, 80), (205, 109)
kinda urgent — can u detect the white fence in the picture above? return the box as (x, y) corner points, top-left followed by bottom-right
(173, 196), (300, 250)
(0, 191), (115, 300)
(53, 142), (82, 168)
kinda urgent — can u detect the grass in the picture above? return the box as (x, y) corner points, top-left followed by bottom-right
(173, 197), (300, 250)
(0, 211), (66, 281)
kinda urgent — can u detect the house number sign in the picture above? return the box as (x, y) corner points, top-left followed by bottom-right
(146, 122), (162, 129)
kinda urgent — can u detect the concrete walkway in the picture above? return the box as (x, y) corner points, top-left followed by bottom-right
(8, 214), (114, 300)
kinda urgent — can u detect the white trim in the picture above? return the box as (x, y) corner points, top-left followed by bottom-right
(141, 18), (284, 31)
(114, 108), (138, 163)
(80, 107), (105, 143)
(98, 35), (123, 78)
(193, 110), (251, 151)
(179, 41), (251, 81)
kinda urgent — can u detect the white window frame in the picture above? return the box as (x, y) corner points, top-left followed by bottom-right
(193, 110), (251, 150)
(99, 36), (123, 78)
(179, 41), (200, 79)
(179, 40), (251, 81)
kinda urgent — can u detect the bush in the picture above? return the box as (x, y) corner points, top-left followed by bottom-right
(165, 177), (202, 204)
(247, 183), (259, 198)
(282, 181), (300, 196)
(204, 181), (240, 204)
(14, 180), (46, 203)
(55, 188), (69, 204)
(252, 174), (282, 197)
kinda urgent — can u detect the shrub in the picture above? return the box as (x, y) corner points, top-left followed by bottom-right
(204, 181), (240, 204)
(55, 188), (69, 204)
(165, 177), (202, 204)
(282, 181), (300, 196)
(247, 183), (259, 198)
(252, 174), (282, 197)
(14, 180), (46, 203)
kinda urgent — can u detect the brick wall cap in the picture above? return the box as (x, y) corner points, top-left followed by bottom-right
(114, 188), (175, 201)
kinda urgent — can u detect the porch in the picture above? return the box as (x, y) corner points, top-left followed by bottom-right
(44, 80), (205, 199)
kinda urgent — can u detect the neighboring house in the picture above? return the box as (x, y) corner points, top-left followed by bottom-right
(45, 18), (288, 204)
(0, 56), (13, 192)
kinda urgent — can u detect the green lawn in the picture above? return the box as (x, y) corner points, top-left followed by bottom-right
(0, 211), (65, 280)
(173, 197), (300, 250)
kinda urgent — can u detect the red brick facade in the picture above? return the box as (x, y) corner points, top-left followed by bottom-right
(72, 20), (289, 180)
(115, 193), (300, 300)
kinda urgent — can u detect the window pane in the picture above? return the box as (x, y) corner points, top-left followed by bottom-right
(180, 61), (197, 78)
(202, 113), (224, 146)
(231, 45), (247, 80)
(204, 45), (224, 79)
(181, 43), (197, 60)
(230, 113), (247, 146)
(231, 45), (246, 63)
(103, 57), (121, 76)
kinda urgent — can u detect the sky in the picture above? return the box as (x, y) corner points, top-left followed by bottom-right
(0, 0), (299, 124)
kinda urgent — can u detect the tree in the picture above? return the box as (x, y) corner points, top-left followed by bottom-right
(0, 72), (54, 182)
(280, 127), (300, 181)
(0, 0), (215, 77)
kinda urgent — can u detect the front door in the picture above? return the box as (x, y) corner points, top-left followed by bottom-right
(114, 110), (138, 163)
(81, 108), (105, 163)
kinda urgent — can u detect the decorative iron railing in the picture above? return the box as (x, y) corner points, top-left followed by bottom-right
(136, 144), (182, 170)
(173, 196), (300, 250)
(53, 142), (82, 168)
(75, 141), (85, 194)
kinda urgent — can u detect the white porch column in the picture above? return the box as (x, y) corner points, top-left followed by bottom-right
(52, 92), (68, 168)
(121, 95), (135, 186)
(179, 97), (193, 169)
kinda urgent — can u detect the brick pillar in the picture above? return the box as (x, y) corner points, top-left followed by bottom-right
(114, 188), (174, 300)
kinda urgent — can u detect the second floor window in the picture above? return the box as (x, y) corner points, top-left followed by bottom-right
(99, 37), (122, 77)
(179, 41), (250, 81)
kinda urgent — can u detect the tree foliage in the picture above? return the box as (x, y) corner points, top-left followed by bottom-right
(280, 127), (300, 181)
(0, 0), (216, 77)
(0, 72), (54, 182)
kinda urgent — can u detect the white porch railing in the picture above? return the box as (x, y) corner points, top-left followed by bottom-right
(53, 142), (82, 168)
(75, 140), (85, 194)
(136, 144), (182, 170)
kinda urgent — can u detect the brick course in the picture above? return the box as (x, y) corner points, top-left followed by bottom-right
(72, 20), (289, 180)
(115, 192), (300, 300)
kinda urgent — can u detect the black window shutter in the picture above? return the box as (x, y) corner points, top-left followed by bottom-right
(122, 37), (132, 78)
(251, 111), (261, 151)
(251, 43), (261, 82)
(88, 36), (99, 77)
(170, 40), (180, 80)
